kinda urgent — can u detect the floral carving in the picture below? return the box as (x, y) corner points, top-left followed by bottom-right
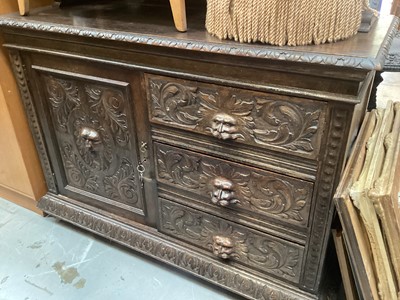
(104, 158), (142, 208)
(85, 84), (130, 146)
(253, 99), (320, 152)
(148, 76), (324, 157)
(46, 76), (80, 132)
(62, 143), (99, 192)
(160, 199), (303, 282)
(156, 144), (312, 225)
(41, 72), (142, 211)
(150, 80), (202, 127)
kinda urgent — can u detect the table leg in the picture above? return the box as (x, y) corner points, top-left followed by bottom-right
(169, 0), (187, 32)
(17, 0), (29, 15)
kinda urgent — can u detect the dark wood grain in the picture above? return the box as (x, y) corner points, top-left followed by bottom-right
(1, 2), (396, 298)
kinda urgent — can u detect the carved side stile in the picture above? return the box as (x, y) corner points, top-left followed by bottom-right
(301, 108), (348, 291)
(8, 51), (58, 193)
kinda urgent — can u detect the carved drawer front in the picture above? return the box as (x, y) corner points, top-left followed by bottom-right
(160, 198), (305, 283)
(147, 74), (327, 159)
(38, 69), (145, 215)
(155, 143), (313, 228)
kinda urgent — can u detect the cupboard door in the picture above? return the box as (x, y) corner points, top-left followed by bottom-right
(32, 63), (148, 222)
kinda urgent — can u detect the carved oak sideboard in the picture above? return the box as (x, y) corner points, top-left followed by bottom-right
(0, 2), (397, 299)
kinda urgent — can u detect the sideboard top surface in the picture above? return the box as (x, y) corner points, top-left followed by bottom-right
(0, 0), (398, 70)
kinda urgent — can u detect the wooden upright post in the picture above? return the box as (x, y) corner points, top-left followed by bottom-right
(169, 0), (187, 32)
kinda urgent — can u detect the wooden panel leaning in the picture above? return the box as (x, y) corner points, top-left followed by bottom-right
(334, 112), (380, 300)
(350, 104), (398, 300)
(335, 101), (400, 300)
(369, 102), (400, 293)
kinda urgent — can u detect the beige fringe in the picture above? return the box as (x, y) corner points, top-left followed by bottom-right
(205, 0), (368, 46)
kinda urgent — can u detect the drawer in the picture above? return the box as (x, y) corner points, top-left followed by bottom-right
(155, 143), (313, 228)
(34, 66), (146, 219)
(146, 74), (327, 159)
(159, 198), (305, 284)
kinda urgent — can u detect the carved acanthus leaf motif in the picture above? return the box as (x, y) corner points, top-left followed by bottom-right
(157, 148), (201, 189)
(247, 239), (300, 278)
(149, 76), (323, 156)
(151, 80), (202, 127)
(253, 98), (320, 152)
(104, 158), (141, 207)
(85, 84), (129, 146)
(150, 78), (255, 141)
(249, 173), (308, 221)
(41, 72), (141, 210)
(156, 145), (310, 224)
(62, 143), (99, 192)
(161, 200), (302, 282)
(45, 76), (80, 133)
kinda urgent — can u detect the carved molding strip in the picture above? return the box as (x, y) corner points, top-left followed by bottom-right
(383, 29), (400, 71)
(160, 199), (304, 283)
(38, 194), (316, 300)
(8, 50), (58, 193)
(149, 75), (325, 158)
(0, 17), (397, 70)
(300, 108), (349, 291)
(156, 144), (312, 226)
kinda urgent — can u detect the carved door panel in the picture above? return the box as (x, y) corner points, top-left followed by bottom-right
(32, 64), (147, 222)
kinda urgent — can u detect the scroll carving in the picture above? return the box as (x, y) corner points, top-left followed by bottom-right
(148, 76), (325, 157)
(160, 199), (303, 282)
(62, 143), (99, 192)
(46, 76), (80, 132)
(41, 73), (142, 210)
(85, 84), (129, 146)
(156, 145), (312, 225)
(104, 158), (141, 207)
(253, 99), (320, 152)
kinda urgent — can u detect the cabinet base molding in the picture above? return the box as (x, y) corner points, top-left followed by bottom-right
(38, 193), (316, 300)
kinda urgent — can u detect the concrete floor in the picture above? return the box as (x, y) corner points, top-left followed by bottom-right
(0, 198), (236, 300)
(376, 72), (400, 108)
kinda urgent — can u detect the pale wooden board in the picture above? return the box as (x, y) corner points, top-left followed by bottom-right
(332, 229), (358, 300)
(350, 105), (398, 300)
(369, 102), (400, 293)
(334, 112), (380, 300)
(169, 0), (187, 32)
